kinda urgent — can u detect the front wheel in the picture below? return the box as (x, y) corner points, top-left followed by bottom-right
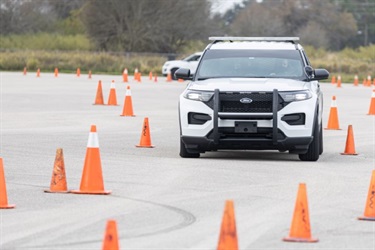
(319, 122), (323, 155)
(180, 139), (200, 158)
(299, 119), (320, 161)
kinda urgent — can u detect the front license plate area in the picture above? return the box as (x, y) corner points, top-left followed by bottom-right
(235, 121), (257, 133)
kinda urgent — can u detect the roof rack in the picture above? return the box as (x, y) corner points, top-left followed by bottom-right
(208, 37), (300, 44)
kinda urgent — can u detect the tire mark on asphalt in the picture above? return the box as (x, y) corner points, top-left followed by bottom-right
(1, 195), (196, 248)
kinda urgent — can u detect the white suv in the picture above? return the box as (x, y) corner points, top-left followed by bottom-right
(177, 37), (329, 161)
(162, 52), (202, 80)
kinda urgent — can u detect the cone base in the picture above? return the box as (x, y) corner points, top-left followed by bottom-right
(136, 145), (154, 148)
(0, 204), (16, 209)
(106, 104), (119, 106)
(120, 115), (136, 117)
(340, 152), (358, 155)
(93, 103), (105, 105)
(358, 216), (375, 221)
(367, 113), (375, 115)
(70, 190), (111, 195)
(44, 189), (69, 193)
(283, 237), (318, 243)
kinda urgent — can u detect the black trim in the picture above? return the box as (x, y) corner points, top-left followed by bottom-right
(272, 89), (278, 145)
(218, 113), (273, 120)
(181, 135), (313, 154)
(213, 89), (220, 145)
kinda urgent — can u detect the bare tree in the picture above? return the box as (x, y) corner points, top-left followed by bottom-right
(298, 21), (330, 49)
(0, 0), (56, 34)
(228, 0), (357, 50)
(231, 2), (287, 36)
(80, 0), (211, 53)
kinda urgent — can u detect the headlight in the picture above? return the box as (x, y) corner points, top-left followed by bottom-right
(163, 63), (170, 67)
(183, 90), (214, 102)
(279, 90), (312, 102)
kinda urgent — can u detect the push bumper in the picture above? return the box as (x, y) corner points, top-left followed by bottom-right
(181, 134), (313, 154)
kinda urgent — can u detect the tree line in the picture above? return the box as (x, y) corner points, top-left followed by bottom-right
(0, 0), (374, 53)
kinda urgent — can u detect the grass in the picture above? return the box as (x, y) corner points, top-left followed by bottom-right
(0, 33), (93, 51)
(0, 33), (374, 81)
(0, 50), (166, 75)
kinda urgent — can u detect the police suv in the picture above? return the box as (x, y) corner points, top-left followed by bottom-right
(176, 37), (329, 161)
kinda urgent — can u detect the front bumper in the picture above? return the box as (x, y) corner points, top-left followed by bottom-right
(179, 88), (318, 154)
(181, 134), (313, 154)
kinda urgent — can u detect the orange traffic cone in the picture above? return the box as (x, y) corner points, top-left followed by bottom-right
(36, 68), (40, 77)
(44, 148), (68, 193)
(341, 125), (358, 155)
(166, 72), (172, 82)
(353, 75), (358, 86)
(331, 75), (336, 84)
(178, 78), (184, 82)
(0, 158), (15, 209)
(133, 68), (138, 81)
(366, 75), (372, 86)
(70, 125), (111, 195)
(23, 67), (27, 75)
(149, 71), (153, 80)
(123, 68), (128, 83)
(107, 80), (118, 106)
(368, 89), (375, 115)
(94, 80), (105, 105)
(358, 170), (375, 221)
(325, 96), (341, 130)
(76, 68), (81, 77)
(217, 200), (238, 250)
(54, 67), (59, 77)
(136, 117), (154, 148)
(336, 75), (342, 88)
(120, 86), (135, 117)
(137, 72), (142, 83)
(283, 183), (318, 243)
(102, 220), (119, 250)
(154, 73), (158, 83)
(88, 70), (92, 79)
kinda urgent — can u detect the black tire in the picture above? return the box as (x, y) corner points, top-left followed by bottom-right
(180, 139), (200, 158)
(171, 68), (178, 80)
(319, 122), (323, 155)
(299, 119), (320, 161)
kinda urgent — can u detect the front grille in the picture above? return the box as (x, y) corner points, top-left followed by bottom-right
(207, 128), (286, 140)
(204, 92), (288, 112)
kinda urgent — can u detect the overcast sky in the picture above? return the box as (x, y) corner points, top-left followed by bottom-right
(210, 0), (244, 14)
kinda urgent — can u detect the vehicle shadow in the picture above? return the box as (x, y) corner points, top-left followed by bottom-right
(200, 150), (300, 161)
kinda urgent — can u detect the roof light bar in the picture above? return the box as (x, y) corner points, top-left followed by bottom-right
(209, 37), (300, 43)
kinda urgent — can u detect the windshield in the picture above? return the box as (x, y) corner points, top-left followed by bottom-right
(196, 50), (305, 80)
(183, 54), (201, 62)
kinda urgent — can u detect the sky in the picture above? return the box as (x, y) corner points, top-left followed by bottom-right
(210, 0), (264, 14)
(210, 0), (244, 14)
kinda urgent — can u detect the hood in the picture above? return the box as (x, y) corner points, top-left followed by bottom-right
(188, 78), (309, 92)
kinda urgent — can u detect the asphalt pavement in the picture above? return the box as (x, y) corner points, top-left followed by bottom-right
(0, 71), (374, 249)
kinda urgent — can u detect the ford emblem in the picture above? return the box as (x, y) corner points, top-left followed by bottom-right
(240, 98), (253, 104)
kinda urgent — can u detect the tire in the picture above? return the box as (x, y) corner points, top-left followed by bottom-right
(171, 68), (178, 80)
(299, 118), (320, 161)
(319, 122), (323, 155)
(180, 139), (200, 158)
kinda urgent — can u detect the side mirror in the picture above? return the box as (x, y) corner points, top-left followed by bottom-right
(313, 69), (329, 81)
(175, 68), (192, 80)
(304, 66), (314, 79)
